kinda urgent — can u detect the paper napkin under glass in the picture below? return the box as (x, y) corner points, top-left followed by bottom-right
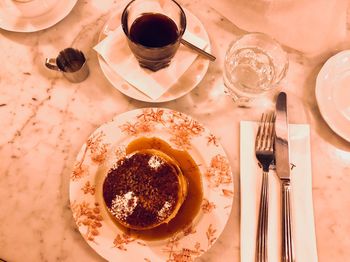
(240, 121), (318, 262)
(93, 26), (207, 100)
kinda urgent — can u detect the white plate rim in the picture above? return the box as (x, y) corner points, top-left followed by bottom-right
(0, 0), (77, 32)
(97, 8), (211, 103)
(315, 50), (350, 142)
(69, 108), (234, 261)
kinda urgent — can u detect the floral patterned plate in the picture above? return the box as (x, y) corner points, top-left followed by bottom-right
(70, 108), (233, 261)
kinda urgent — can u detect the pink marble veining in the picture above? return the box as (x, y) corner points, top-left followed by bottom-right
(1, 0), (350, 261)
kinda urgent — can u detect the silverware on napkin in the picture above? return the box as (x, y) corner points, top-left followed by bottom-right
(254, 112), (275, 262)
(275, 92), (294, 262)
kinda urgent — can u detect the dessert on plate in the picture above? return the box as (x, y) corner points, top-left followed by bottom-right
(102, 149), (188, 230)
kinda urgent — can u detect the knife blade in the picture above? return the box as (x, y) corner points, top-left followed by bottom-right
(275, 91), (291, 181)
(275, 91), (294, 262)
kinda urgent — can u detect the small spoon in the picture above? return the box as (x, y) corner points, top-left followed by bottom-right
(180, 38), (216, 61)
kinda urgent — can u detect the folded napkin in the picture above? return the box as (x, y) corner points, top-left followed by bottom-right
(240, 121), (318, 262)
(94, 26), (207, 100)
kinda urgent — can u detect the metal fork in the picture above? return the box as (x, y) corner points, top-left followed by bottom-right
(255, 112), (275, 262)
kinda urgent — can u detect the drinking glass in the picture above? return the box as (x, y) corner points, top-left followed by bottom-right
(223, 32), (288, 107)
(121, 0), (186, 71)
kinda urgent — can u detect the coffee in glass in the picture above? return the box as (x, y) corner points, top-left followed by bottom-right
(121, 0), (186, 71)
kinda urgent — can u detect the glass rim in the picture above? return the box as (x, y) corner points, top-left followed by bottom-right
(226, 32), (289, 78)
(121, 0), (187, 50)
(228, 32), (288, 58)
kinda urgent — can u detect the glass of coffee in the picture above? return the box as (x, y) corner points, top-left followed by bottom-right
(121, 0), (186, 71)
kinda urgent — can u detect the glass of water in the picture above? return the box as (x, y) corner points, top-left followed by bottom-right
(223, 32), (288, 106)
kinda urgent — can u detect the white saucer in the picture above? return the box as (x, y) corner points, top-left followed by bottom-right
(316, 50), (350, 142)
(97, 8), (211, 103)
(0, 0), (77, 32)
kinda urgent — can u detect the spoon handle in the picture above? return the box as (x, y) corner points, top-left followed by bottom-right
(180, 38), (216, 61)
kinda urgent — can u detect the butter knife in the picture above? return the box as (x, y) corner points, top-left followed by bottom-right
(275, 92), (294, 262)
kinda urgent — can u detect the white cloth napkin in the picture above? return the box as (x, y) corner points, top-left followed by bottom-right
(240, 121), (318, 262)
(94, 26), (207, 100)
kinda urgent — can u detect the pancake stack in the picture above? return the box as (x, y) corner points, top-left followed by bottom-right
(102, 149), (188, 230)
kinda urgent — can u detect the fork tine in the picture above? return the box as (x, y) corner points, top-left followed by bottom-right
(266, 113), (275, 150)
(262, 113), (270, 150)
(256, 112), (275, 151)
(256, 113), (265, 149)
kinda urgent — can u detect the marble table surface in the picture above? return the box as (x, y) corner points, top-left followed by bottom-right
(1, 0), (350, 261)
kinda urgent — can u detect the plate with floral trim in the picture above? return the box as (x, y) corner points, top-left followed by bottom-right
(70, 108), (233, 262)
